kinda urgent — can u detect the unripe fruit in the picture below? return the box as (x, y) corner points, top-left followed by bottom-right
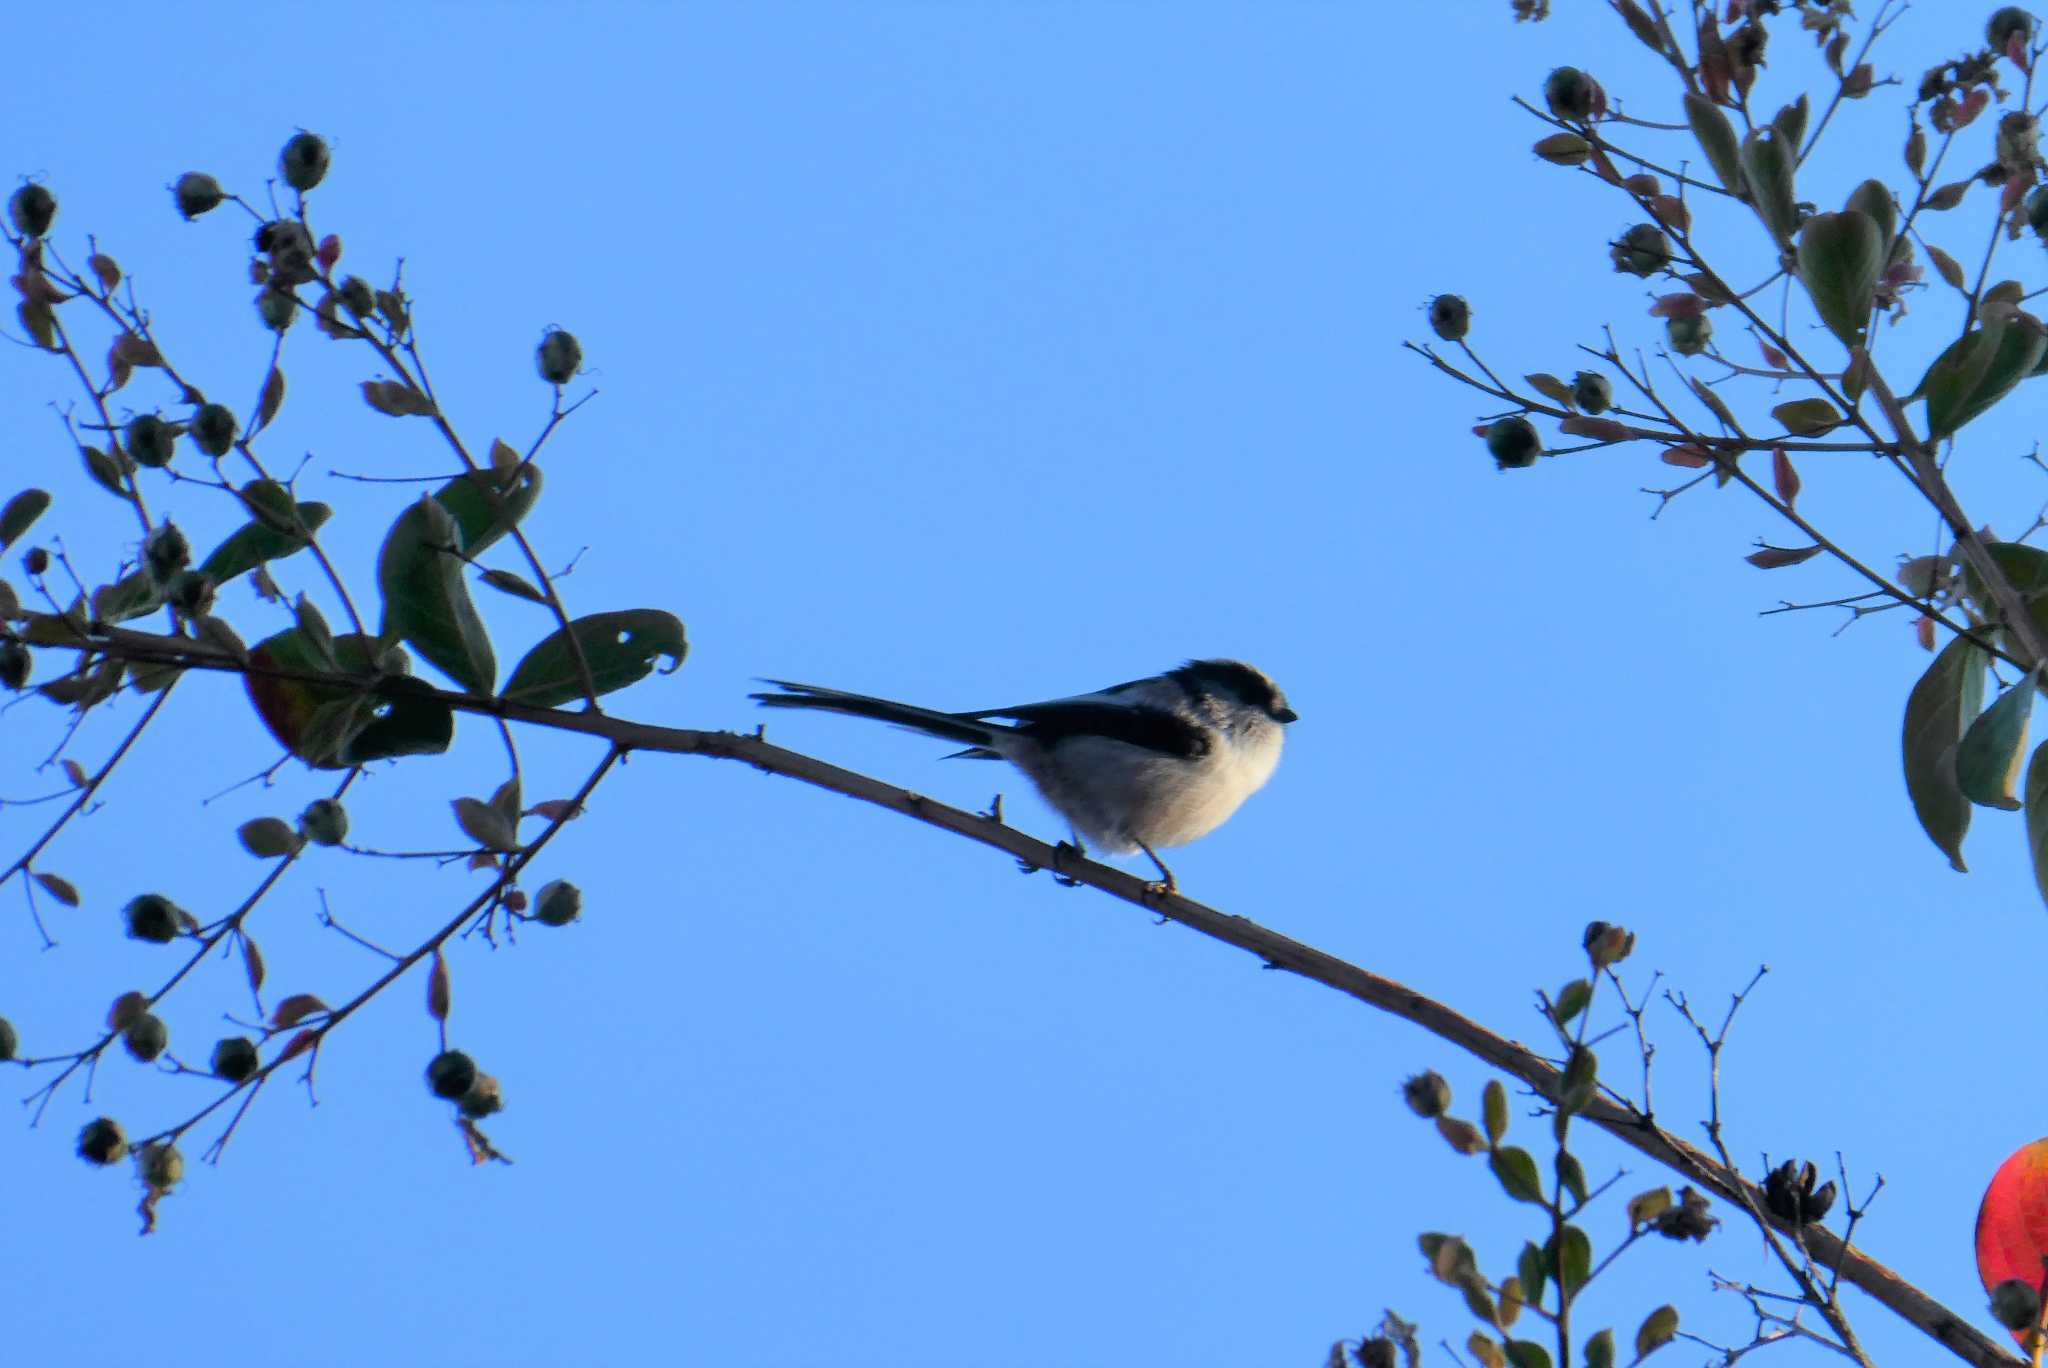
(126, 414), (175, 468)
(9, 184), (56, 238)
(77, 1117), (127, 1165)
(123, 1012), (168, 1062)
(427, 1049), (478, 1100)
(1611, 224), (1672, 277)
(1427, 294), (1470, 342)
(537, 328), (582, 385)
(211, 1036), (260, 1083)
(1484, 415), (1542, 470)
(173, 173), (226, 220)
(190, 404), (238, 458)
(279, 132), (330, 192)
(125, 894), (182, 944)
(1666, 314), (1714, 356)
(1572, 370), (1614, 414)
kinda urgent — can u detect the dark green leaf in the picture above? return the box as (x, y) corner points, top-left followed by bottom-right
(1583, 1327), (1615, 1368)
(80, 445), (128, 499)
(1504, 1341), (1553, 1368)
(1483, 1079), (1508, 1144)
(197, 500), (332, 585)
(246, 628), (388, 769)
(1460, 1276), (1497, 1324)
(501, 608), (688, 708)
(339, 677), (454, 764)
(1842, 179), (1896, 257)
(478, 567), (547, 603)
(1795, 211), (1883, 350)
(1958, 667), (2037, 809)
(1769, 398), (1843, 435)
(0, 489), (51, 548)
(1770, 95), (1809, 152)
(1739, 127), (1799, 247)
(434, 463), (542, 560)
(377, 495), (495, 694)
(1547, 1225), (1592, 1297)
(1552, 978), (1592, 1027)
(1920, 319), (2048, 438)
(91, 569), (161, 625)
(2026, 743), (2048, 915)
(452, 796), (518, 852)
(1490, 1146), (1545, 1204)
(1556, 1151), (1589, 1207)
(1635, 1306), (1679, 1359)
(1683, 93), (1743, 196)
(1558, 1047), (1598, 1117)
(1518, 1241), (1547, 1307)
(1902, 632), (1987, 870)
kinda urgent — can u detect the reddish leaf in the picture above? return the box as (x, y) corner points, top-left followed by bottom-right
(527, 799), (583, 823)
(1558, 416), (1631, 442)
(1661, 445), (1712, 468)
(62, 759), (86, 788)
(1772, 448), (1802, 506)
(1649, 292), (1707, 319)
(277, 1028), (317, 1062)
(1623, 173), (1660, 196)
(317, 234), (342, 272)
(1649, 195), (1690, 233)
(32, 871), (79, 906)
(427, 950), (450, 1022)
(468, 851), (500, 873)
(86, 253), (120, 293)
(1977, 1138), (2048, 1344)
(1916, 614), (1936, 651)
(241, 934), (266, 994)
(1746, 544), (1824, 568)
(1758, 340), (1788, 370)
(272, 993), (328, 1028)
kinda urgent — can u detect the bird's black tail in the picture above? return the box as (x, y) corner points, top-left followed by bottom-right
(751, 680), (1003, 749)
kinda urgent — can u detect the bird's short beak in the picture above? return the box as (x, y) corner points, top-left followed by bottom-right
(1274, 707), (1299, 724)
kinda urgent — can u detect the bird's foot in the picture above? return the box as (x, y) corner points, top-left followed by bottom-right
(1051, 839), (1086, 888)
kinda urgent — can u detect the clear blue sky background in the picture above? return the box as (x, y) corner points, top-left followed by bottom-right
(3, 4), (2038, 1365)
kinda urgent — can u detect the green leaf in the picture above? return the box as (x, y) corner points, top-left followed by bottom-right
(1768, 398), (1844, 436)
(1794, 211), (1884, 350)
(1459, 1276), (1497, 1325)
(501, 608), (688, 708)
(197, 499), (332, 585)
(1738, 127), (1800, 247)
(1556, 1151), (1589, 1207)
(1583, 1328), (1615, 1368)
(1958, 668), (2038, 809)
(80, 445), (128, 499)
(376, 495), (496, 694)
(1635, 1306), (1679, 1360)
(452, 796), (518, 852)
(1518, 1242), (1547, 1308)
(91, 569), (161, 625)
(1504, 1341), (1553, 1368)
(1552, 978), (1592, 1027)
(433, 463), (543, 560)
(245, 628), (441, 769)
(1625, 1187), (1672, 1226)
(1483, 1079), (1508, 1144)
(1558, 1047), (1597, 1117)
(1490, 1146), (1545, 1204)
(237, 817), (305, 858)
(1920, 318), (2048, 438)
(1902, 632), (1988, 870)
(1546, 1225), (1592, 1298)
(1842, 178), (1896, 257)
(1770, 94), (1809, 152)
(1683, 93), (1743, 196)
(339, 677), (454, 764)
(478, 568), (548, 604)
(0, 488), (51, 548)
(2027, 743), (2048, 913)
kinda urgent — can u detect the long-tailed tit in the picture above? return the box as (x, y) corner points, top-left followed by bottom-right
(752, 659), (1295, 889)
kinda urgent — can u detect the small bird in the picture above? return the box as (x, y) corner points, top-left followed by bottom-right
(752, 659), (1296, 889)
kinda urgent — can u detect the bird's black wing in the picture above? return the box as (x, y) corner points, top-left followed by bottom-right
(975, 701), (1211, 758)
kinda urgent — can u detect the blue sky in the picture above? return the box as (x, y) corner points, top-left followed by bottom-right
(2, 3), (2038, 1365)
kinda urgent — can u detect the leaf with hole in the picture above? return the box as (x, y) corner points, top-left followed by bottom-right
(501, 609), (688, 708)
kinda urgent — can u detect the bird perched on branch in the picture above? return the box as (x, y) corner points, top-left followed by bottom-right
(751, 659), (1295, 890)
